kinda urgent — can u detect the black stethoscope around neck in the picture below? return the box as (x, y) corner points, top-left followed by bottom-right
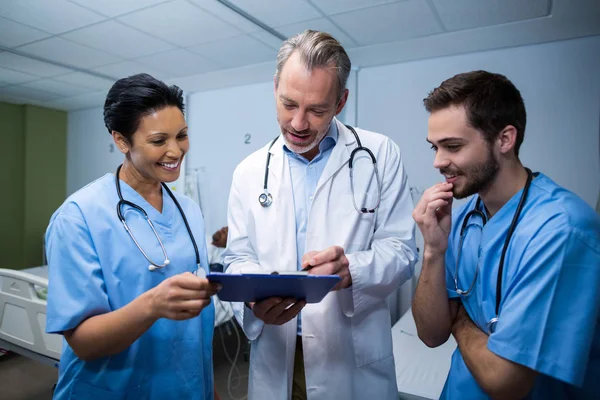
(454, 168), (536, 334)
(258, 124), (382, 213)
(115, 164), (201, 274)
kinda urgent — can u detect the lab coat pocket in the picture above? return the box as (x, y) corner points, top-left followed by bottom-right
(351, 303), (393, 367)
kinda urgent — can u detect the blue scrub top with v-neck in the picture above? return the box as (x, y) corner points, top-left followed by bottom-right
(45, 174), (215, 400)
(441, 173), (600, 399)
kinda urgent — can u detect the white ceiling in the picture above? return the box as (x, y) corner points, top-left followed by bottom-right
(0, 0), (598, 111)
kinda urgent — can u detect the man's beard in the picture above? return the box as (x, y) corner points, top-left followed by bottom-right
(280, 123), (329, 155)
(442, 147), (500, 199)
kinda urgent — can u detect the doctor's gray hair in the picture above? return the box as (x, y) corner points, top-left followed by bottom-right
(275, 30), (351, 101)
(103, 73), (184, 143)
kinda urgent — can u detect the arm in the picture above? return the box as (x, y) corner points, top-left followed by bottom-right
(46, 210), (217, 361)
(337, 139), (418, 317)
(64, 273), (217, 361)
(64, 290), (155, 361)
(412, 250), (458, 347)
(411, 182), (456, 347)
(452, 305), (537, 399)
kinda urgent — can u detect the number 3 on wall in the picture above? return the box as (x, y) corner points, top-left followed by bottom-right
(244, 133), (251, 144)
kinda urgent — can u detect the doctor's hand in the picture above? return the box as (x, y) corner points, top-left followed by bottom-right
(301, 246), (351, 290)
(248, 297), (307, 325)
(149, 272), (220, 321)
(413, 182), (454, 257)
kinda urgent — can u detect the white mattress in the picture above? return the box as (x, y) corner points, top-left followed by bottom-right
(393, 308), (457, 400)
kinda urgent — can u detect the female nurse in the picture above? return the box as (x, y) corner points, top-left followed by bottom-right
(45, 73), (220, 399)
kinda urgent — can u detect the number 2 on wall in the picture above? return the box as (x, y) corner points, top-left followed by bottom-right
(244, 133), (251, 144)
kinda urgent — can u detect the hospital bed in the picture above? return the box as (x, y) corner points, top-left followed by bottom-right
(394, 308), (457, 399)
(0, 266), (234, 367)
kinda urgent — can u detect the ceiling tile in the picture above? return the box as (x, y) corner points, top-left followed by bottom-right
(276, 18), (358, 48)
(190, 0), (262, 33)
(0, 17), (50, 47)
(228, 0), (322, 26)
(331, 1), (442, 46)
(308, 0), (399, 15)
(22, 79), (92, 97)
(188, 35), (277, 68)
(136, 49), (222, 77)
(251, 31), (285, 50)
(52, 72), (114, 90)
(18, 37), (121, 69)
(0, 66), (39, 84)
(61, 20), (175, 58)
(430, 0), (550, 31)
(0, 52), (72, 77)
(69, 0), (169, 18)
(92, 61), (170, 81)
(42, 91), (108, 111)
(0, 0), (105, 34)
(118, 0), (243, 47)
(1, 85), (61, 102)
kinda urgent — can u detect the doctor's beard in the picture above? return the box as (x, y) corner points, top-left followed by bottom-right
(442, 149), (500, 199)
(281, 124), (329, 156)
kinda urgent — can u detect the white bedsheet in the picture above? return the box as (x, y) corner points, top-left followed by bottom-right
(393, 308), (457, 400)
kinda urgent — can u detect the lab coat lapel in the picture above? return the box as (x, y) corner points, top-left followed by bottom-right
(269, 139), (298, 272)
(315, 119), (354, 193)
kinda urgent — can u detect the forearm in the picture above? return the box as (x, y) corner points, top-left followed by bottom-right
(66, 290), (157, 361)
(453, 312), (536, 399)
(340, 237), (416, 316)
(412, 250), (454, 347)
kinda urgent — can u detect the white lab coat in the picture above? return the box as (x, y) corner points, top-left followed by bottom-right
(224, 119), (417, 400)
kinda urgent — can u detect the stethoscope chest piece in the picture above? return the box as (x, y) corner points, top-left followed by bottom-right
(259, 192), (273, 207)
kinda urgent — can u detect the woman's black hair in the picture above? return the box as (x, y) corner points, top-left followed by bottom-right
(103, 73), (185, 143)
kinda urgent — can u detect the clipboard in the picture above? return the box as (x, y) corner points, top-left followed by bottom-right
(207, 272), (341, 303)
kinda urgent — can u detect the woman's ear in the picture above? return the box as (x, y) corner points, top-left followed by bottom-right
(112, 131), (130, 155)
(497, 125), (518, 156)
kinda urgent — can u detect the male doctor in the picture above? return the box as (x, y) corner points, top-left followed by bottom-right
(224, 30), (417, 399)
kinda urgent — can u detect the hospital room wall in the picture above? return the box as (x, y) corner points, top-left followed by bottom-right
(184, 71), (358, 235)
(0, 102), (67, 270)
(357, 35), (600, 289)
(63, 35), (600, 233)
(66, 107), (123, 196)
(357, 35), (600, 212)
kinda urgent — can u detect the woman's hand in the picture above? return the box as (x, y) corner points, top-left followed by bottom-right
(149, 272), (220, 320)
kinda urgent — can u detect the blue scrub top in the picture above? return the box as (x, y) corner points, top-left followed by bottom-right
(45, 174), (215, 400)
(441, 173), (600, 399)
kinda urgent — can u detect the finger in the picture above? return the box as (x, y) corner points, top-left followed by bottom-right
(420, 191), (453, 213)
(253, 297), (283, 318)
(416, 184), (452, 213)
(301, 251), (319, 268)
(274, 300), (307, 325)
(177, 275), (215, 291)
(263, 298), (296, 322)
(304, 246), (344, 268)
(423, 199), (450, 221)
(306, 261), (340, 276)
(171, 300), (212, 316)
(169, 288), (215, 301)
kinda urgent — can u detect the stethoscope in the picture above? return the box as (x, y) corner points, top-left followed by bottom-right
(454, 168), (535, 334)
(258, 124), (382, 214)
(115, 164), (202, 274)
